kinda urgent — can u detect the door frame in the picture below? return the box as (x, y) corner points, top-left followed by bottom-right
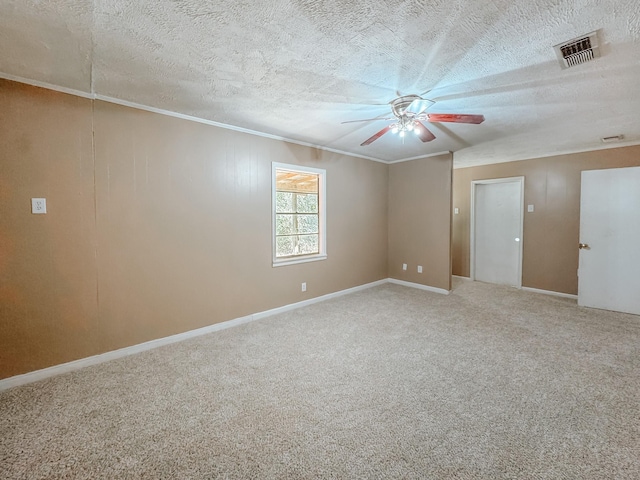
(470, 176), (525, 287)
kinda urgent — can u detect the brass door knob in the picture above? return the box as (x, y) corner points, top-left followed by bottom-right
(578, 243), (589, 249)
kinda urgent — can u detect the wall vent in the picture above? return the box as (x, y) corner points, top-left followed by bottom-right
(554, 31), (600, 69)
(601, 135), (624, 143)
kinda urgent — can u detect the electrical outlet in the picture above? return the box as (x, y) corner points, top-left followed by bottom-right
(402, 263), (407, 271)
(417, 265), (423, 273)
(301, 282), (306, 292)
(31, 198), (47, 214)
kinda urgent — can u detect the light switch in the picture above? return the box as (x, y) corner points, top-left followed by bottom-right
(417, 265), (423, 273)
(454, 207), (459, 215)
(31, 198), (47, 214)
(527, 204), (534, 213)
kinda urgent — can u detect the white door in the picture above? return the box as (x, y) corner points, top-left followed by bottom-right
(578, 166), (640, 315)
(472, 178), (524, 287)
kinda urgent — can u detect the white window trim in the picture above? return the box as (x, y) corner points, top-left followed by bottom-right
(272, 162), (327, 267)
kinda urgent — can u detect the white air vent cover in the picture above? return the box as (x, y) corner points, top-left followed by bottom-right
(601, 135), (624, 143)
(554, 31), (600, 69)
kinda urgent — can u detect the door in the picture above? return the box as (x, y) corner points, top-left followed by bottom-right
(472, 178), (524, 287)
(578, 166), (640, 315)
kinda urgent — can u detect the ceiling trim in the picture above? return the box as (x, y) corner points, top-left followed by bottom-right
(452, 140), (640, 169)
(0, 71), (389, 165)
(5, 71), (636, 168)
(93, 94), (389, 164)
(387, 151), (453, 164)
(0, 72), (95, 99)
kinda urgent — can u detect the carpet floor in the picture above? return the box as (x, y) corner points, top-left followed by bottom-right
(1, 279), (639, 479)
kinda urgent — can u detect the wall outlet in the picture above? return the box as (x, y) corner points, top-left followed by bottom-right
(417, 265), (423, 273)
(31, 198), (47, 214)
(301, 282), (306, 292)
(402, 263), (407, 271)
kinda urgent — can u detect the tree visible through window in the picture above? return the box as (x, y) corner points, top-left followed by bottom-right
(273, 164), (326, 264)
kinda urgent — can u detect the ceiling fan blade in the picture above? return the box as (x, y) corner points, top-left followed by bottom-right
(406, 98), (435, 115)
(427, 113), (485, 124)
(361, 125), (392, 146)
(341, 116), (393, 124)
(414, 121), (436, 142)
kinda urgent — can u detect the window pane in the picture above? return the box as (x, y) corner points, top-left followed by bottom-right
(276, 236), (295, 257)
(276, 214), (295, 235)
(276, 171), (318, 193)
(298, 234), (319, 254)
(296, 194), (318, 213)
(276, 192), (294, 213)
(296, 214), (318, 234)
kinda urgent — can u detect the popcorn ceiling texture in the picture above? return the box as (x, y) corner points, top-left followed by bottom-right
(1, 0), (639, 164)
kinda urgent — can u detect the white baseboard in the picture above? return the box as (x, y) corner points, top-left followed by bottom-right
(387, 278), (450, 295)
(521, 286), (578, 300)
(452, 275), (471, 280)
(0, 314), (254, 392)
(0, 278), (389, 391)
(253, 279), (388, 320)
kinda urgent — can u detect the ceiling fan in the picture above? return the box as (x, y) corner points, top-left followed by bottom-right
(343, 94), (485, 146)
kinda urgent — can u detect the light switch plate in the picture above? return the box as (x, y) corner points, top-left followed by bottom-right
(31, 198), (47, 214)
(417, 265), (423, 273)
(527, 204), (534, 213)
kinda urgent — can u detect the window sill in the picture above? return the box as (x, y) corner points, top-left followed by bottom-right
(273, 254), (327, 267)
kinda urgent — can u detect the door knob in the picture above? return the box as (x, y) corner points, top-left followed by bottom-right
(579, 243), (589, 249)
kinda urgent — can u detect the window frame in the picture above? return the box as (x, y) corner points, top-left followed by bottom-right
(272, 162), (327, 267)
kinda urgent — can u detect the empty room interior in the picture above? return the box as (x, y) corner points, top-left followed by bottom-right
(1, 0), (640, 478)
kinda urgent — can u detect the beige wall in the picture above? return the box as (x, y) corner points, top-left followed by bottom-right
(388, 154), (453, 291)
(452, 145), (640, 294)
(0, 81), (99, 377)
(5, 77), (637, 379)
(0, 80), (390, 378)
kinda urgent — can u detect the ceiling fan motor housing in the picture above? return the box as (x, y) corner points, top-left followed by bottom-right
(390, 95), (423, 118)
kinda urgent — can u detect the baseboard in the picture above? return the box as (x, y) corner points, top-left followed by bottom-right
(521, 286), (578, 300)
(387, 278), (450, 295)
(253, 279), (388, 320)
(0, 314), (254, 392)
(452, 275), (471, 280)
(0, 278), (388, 391)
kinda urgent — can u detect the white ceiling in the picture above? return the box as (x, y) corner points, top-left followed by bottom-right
(1, 0), (639, 166)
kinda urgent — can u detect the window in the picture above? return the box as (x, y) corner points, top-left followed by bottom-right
(272, 163), (326, 266)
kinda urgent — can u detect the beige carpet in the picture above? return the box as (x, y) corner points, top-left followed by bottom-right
(1, 279), (639, 479)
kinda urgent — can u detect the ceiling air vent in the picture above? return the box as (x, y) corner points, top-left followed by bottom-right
(554, 31), (600, 69)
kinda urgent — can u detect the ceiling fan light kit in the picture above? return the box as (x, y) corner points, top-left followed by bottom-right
(349, 94), (485, 147)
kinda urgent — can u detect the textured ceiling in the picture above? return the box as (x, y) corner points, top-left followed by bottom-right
(1, 0), (640, 165)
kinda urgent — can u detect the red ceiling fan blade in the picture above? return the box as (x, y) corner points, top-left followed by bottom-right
(414, 121), (436, 142)
(427, 113), (485, 124)
(361, 125), (392, 146)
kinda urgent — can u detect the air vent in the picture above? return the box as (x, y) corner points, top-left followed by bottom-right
(554, 31), (600, 69)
